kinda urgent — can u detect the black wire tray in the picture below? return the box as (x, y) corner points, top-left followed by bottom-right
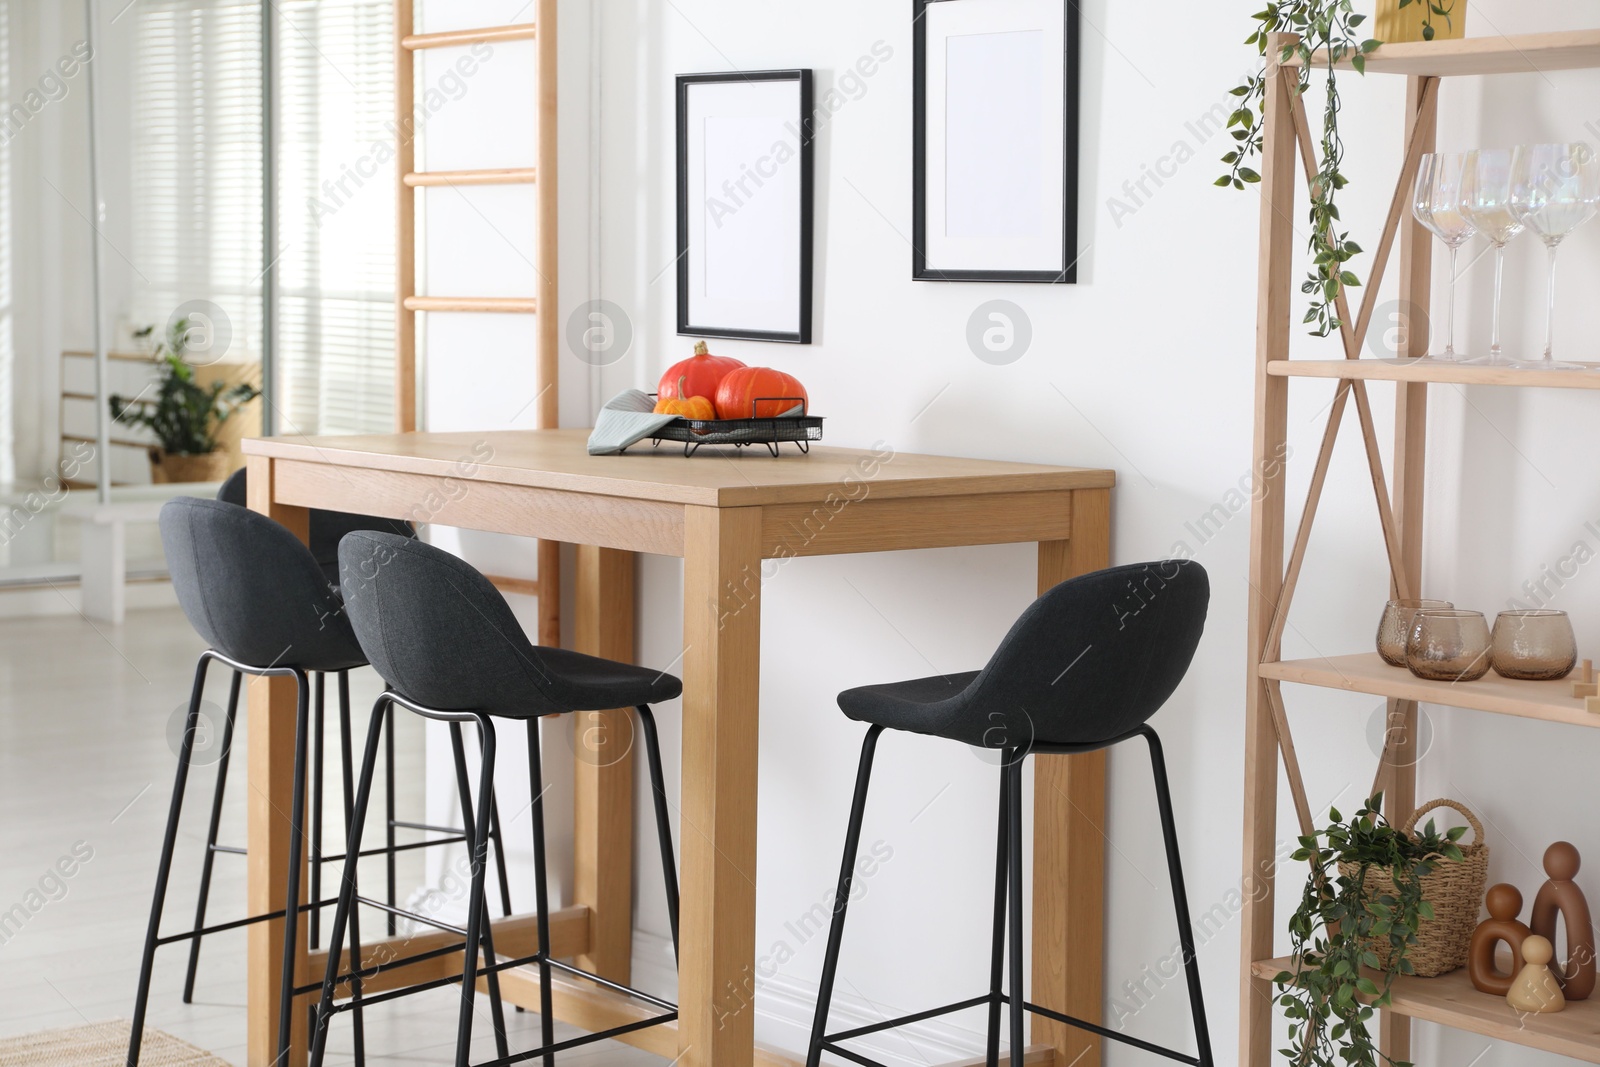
(630, 396), (823, 457)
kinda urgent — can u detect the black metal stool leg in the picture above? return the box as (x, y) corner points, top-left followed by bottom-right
(527, 719), (556, 1067)
(1142, 727), (1215, 1067)
(336, 672), (366, 1067)
(451, 722), (509, 1062)
(986, 764), (1009, 1067)
(182, 667), (241, 1004)
(636, 705), (680, 961)
(311, 672), (326, 950)
(128, 654), (212, 1067)
(805, 725), (884, 1067)
(275, 669), (314, 1066)
(454, 714), (500, 1067)
(489, 792), (514, 919)
(1006, 756), (1025, 1067)
(310, 696), (387, 1067)
(385, 701), (398, 937)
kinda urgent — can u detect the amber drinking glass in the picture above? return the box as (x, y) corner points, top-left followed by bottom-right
(1491, 609), (1578, 681)
(1407, 609), (1492, 682)
(1377, 598), (1454, 667)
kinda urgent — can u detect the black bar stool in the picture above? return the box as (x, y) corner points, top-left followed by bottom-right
(806, 560), (1215, 1067)
(214, 469), (516, 951)
(308, 532), (683, 1067)
(132, 498), (370, 1066)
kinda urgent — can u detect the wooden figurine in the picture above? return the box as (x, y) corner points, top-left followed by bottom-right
(1469, 883), (1532, 996)
(1530, 841), (1597, 1001)
(1576, 660), (1600, 698)
(1508, 935), (1566, 1013)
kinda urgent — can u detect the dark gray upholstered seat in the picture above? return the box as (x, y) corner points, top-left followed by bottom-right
(159, 497), (367, 672)
(338, 532), (683, 717)
(836, 560), (1208, 748)
(808, 560), (1215, 1067)
(218, 467), (415, 587)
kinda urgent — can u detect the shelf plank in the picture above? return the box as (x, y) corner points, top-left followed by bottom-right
(401, 24), (536, 50)
(1268, 358), (1600, 389)
(1289, 29), (1600, 77)
(403, 296), (537, 314)
(1251, 956), (1600, 1062)
(1262, 653), (1598, 727)
(405, 167), (536, 187)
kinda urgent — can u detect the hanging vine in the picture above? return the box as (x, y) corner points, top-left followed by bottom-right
(1219, 3), (1381, 337)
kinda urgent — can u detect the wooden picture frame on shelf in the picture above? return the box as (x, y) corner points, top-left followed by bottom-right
(912, 0), (1081, 283)
(675, 69), (815, 344)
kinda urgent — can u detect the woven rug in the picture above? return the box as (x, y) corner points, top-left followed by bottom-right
(0, 1020), (231, 1066)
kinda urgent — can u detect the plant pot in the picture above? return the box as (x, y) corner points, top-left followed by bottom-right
(149, 449), (233, 485)
(1337, 799), (1488, 977)
(1375, 0), (1467, 43)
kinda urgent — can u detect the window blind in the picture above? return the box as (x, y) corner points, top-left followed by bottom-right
(131, 1), (265, 366)
(0, 0), (13, 486)
(275, 0), (395, 436)
(131, 0), (394, 439)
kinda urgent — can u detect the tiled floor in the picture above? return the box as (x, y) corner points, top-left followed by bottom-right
(0, 606), (666, 1067)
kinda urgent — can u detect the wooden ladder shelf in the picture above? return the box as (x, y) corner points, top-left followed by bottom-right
(1243, 29), (1600, 1067)
(395, 1), (559, 646)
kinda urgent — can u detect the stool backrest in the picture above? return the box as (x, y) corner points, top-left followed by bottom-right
(967, 560), (1209, 748)
(218, 468), (415, 579)
(338, 531), (563, 714)
(159, 497), (363, 669)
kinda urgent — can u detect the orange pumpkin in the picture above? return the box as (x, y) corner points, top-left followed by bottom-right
(714, 366), (808, 420)
(658, 341), (745, 403)
(653, 380), (716, 420)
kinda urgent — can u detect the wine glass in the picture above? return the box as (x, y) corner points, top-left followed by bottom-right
(1411, 153), (1476, 361)
(1459, 148), (1525, 365)
(1509, 143), (1600, 371)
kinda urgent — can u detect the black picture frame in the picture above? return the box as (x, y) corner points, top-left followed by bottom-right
(676, 69), (815, 344)
(912, 0), (1081, 284)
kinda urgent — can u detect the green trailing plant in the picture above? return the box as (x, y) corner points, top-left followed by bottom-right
(1219, 2), (1381, 337)
(1276, 795), (1467, 1067)
(1397, 0), (1458, 42)
(110, 320), (259, 457)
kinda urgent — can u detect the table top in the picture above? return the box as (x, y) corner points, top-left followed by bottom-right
(243, 428), (1115, 508)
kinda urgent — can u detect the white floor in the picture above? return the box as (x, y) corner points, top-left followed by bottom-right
(0, 606), (667, 1067)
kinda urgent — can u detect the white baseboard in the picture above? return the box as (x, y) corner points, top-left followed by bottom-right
(629, 930), (990, 1067)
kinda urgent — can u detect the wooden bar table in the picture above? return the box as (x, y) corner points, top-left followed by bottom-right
(239, 428), (1116, 1067)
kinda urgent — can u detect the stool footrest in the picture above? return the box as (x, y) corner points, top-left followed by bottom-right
(471, 1009), (679, 1067)
(1023, 1002), (1200, 1066)
(823, 996), (1201, 1067)
(825, 993), (993, 1044)
(154, 896), (340, 947)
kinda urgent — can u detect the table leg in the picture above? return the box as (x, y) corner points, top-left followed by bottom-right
(678, 506), (763, 1067)
(1031, 487), (1110, 1067)
(573, 544), (637, 982)
(246, 456), (312, 1067)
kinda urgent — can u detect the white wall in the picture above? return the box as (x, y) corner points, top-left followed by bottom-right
(416, 2), (1600, 1065)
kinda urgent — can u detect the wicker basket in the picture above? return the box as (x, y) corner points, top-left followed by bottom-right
(1337, 798), (1489, 978)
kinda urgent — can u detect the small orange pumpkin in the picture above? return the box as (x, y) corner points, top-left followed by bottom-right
(653, 377), (716, 420)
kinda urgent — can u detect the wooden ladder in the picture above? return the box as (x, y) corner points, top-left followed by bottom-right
(394, 2), (560, 647)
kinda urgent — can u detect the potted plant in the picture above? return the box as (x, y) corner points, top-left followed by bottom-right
(1218, 1), (1462, 337)
(109, 319), (260, 484)
(1276, 795), (1470, 1067)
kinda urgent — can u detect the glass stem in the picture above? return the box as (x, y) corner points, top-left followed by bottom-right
(1445, 244), (1459, 358)
(1544, 239), (1560, 363)
(1490, 244), (1507, 362)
